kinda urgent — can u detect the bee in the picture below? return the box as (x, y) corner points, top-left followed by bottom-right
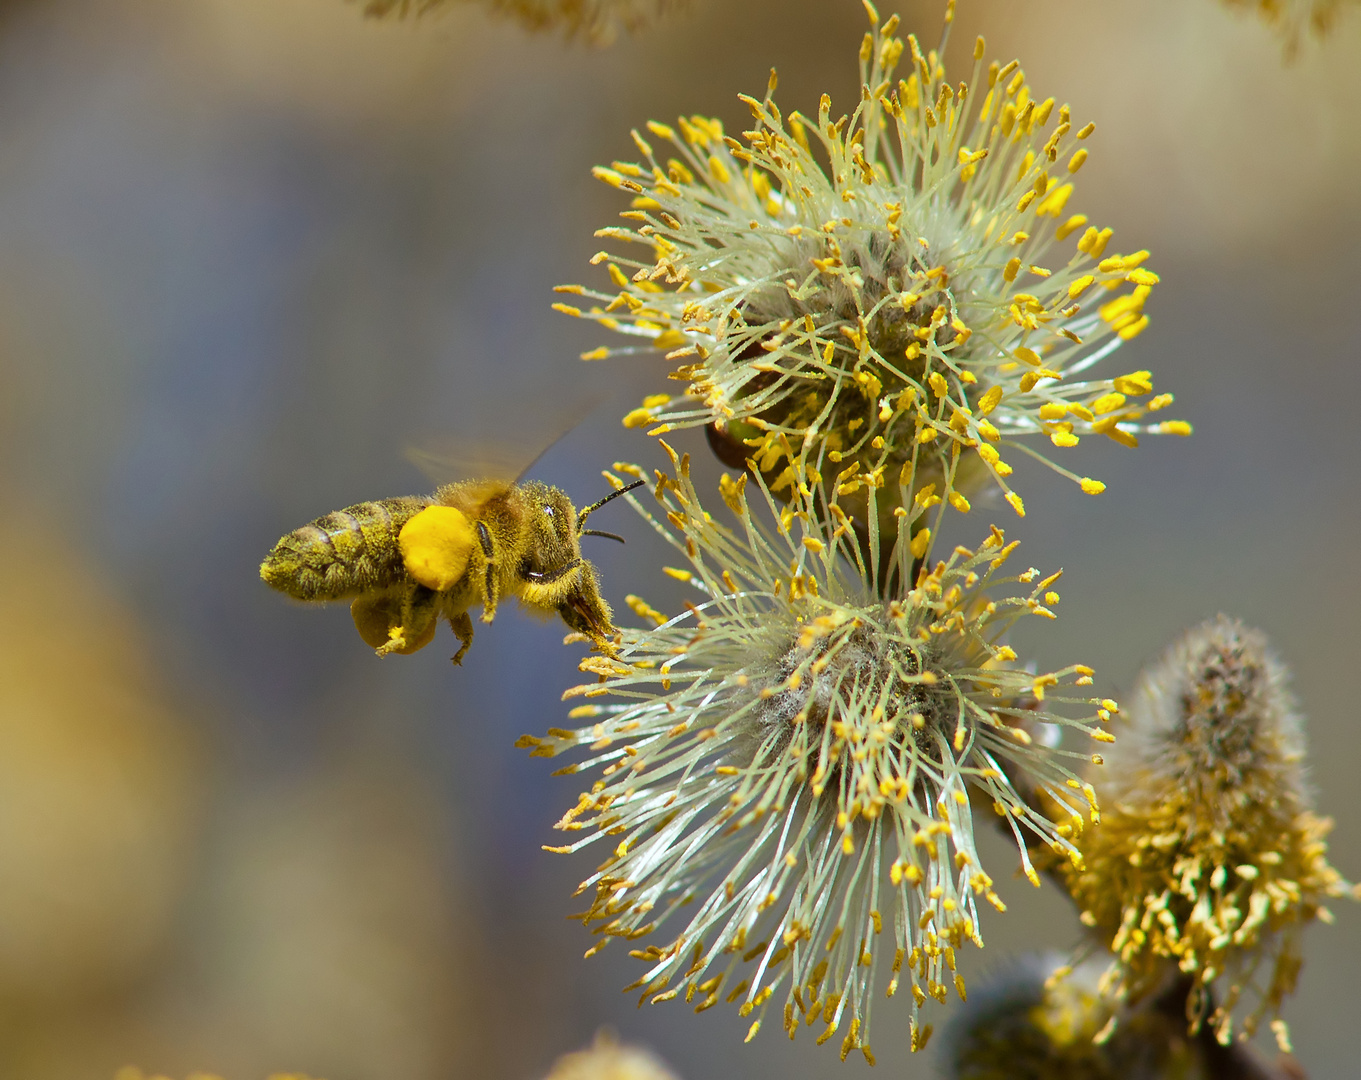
(260, 476), (645, 664)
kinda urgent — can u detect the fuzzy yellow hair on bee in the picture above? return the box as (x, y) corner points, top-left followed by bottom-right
(261, 477), (643, 664)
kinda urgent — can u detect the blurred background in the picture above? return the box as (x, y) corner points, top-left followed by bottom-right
(0, 0), (1356, 1077)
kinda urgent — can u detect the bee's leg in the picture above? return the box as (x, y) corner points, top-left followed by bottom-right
(446, 610), (475, 666)
(351, 591), (402, 651)
(476, 520), (500, 624)
(554, 561), (619, 656)
(376, 583), (440, 656)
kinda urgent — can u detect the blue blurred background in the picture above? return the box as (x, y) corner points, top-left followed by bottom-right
(0, 0), (1357, 1077)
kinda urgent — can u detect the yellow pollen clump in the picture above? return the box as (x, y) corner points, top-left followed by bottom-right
(399, 506), (474, 591)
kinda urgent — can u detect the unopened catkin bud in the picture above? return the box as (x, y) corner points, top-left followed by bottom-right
(544, 1032), (680, 1080)
(1068, 616), (1356, 1049)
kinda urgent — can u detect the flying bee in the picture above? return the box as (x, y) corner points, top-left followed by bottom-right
(260, 476), (645, 664)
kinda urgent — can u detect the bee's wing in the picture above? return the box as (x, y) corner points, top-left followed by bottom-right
(404, 441), (533, 487)
(404, 397), (603, 486)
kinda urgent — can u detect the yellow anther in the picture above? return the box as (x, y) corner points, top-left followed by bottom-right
(1056, 213), (1087, 241)
(1068, 274), (1095, 299)
(976, 385), (1003, 415)
(1035, 183), (1072, 218)
(1112, 370), (1153, 395)
(1091, 392), (1126, 415)
(1118, 315), (1150, 340)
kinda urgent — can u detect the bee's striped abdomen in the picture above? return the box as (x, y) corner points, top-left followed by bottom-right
(261, 496), (430, 601)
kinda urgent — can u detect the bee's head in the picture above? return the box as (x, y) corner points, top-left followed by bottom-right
(521, 479), (643, 577)
(522, 482), (578, 565)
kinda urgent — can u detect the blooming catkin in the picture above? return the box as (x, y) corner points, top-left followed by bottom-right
(519, 447), (1111, 1061)
(1067, 615), (1356, 1048)
(560, 6), (1187, 528)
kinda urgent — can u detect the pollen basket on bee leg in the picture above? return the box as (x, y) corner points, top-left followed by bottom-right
(351, 594), (401, 650)
(350, 593), (437, 655)
(399, 505), (476, 590)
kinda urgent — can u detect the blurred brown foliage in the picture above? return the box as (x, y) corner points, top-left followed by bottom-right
(355, 0), (681, 43)
(0, 508), (201, 1076)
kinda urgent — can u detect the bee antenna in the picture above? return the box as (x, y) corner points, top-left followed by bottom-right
(577, 478), (646, 530)
(581, 529), (626, 544)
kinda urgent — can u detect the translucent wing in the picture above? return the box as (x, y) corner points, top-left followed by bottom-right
(404, 396), (603, 486)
